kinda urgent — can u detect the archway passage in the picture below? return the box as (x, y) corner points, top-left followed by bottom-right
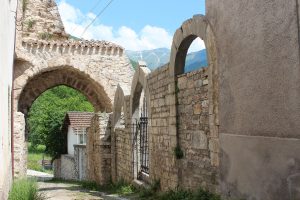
(26, 85), (95, 179)
(13, 66), (113, 177)
(130, 64), (151, 181)
(18, 67), (112, 115)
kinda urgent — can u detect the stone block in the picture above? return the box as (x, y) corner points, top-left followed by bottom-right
(192, 131), (207, 149)
(193, 103), (202, 114)
(208, 138), (219, 153)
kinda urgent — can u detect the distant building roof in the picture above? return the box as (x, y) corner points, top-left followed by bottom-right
(65, 111), (94, 127)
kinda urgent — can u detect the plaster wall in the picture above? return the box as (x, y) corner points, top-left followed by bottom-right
(67, 125), (76, 155)
(206, 0), (300, 199)
(0, 0), (18, 199)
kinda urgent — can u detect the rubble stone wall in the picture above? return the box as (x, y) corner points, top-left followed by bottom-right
(114, 128), (133, 182)
(147, 64), (179, 190)
(177, 67), (218, 191)
(87, 113), (111, 185)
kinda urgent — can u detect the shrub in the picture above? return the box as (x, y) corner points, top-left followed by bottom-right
(158, 188), (193, 200)
(157, 187), (220, 200)
(192, 187), (221, 200)
(139, 179), (160, 198)
(8, 178), (44, 200)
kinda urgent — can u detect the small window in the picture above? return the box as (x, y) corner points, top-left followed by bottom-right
(74, 127), (87, 144)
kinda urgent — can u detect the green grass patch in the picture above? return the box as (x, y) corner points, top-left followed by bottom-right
(8, 178), (44, 200)
(27, 143), (53, 174)
(156, 187), (221, 200)
(138, 181), (220, 200)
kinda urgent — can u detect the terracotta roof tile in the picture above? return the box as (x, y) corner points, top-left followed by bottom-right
(66, 111), (94, 127)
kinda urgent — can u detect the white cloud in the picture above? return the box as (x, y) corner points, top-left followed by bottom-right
(57, 0), (205, 52)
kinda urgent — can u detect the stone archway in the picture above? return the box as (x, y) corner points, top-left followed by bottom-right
(12, 0), (134, 178)
(17, 66), (111, 114)
(169, 14), (219, 167)
(167, 14), (219, 190)
(130, 62), (151, 120)
(129, 62), (151, 181)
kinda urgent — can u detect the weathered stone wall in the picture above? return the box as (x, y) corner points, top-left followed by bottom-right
(54, 155), (76, 180)
(87, 113), (111, 185)
(177, 67), (218, 191)
(108, 56), (219, 192)
(114, 128), (133, 182)
(147, 64), (179, 190)
(21, 0), (67, 40)
(13, 0), (134, 178)
(14, 39), (133, 113)
(13, 112), (27, 177)
(74, 144), (87, 180)
(110, 84), (132, 183)
(108, 63), (218, 192)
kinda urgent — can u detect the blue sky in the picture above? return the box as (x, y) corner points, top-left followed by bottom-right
(57, 0), (206, 51)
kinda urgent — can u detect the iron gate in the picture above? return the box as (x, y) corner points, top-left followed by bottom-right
(132, 97), (149, 179)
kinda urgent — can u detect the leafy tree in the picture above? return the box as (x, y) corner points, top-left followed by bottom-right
(27, 85), (94, 158)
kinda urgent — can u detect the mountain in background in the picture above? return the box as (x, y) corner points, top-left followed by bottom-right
(185, 49), (207, 73)
(126, 48), (207, 72)
(126, 48), (170, 70)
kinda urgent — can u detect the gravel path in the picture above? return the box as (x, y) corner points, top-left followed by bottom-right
(38, 181), (129, 200)
(27, 170), (129, 200)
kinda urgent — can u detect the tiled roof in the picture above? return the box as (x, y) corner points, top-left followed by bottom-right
(66, 111), (94, 127)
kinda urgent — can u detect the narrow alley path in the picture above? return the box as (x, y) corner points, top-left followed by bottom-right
(38, 181), (128, 200)
(27, 170), (129, 200)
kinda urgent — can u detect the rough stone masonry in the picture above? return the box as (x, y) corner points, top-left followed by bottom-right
(13, 0), (134, 177)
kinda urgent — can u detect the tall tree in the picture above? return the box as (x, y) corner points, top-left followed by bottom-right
(28, 85), (94, 156)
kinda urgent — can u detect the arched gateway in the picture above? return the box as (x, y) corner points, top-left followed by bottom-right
(12, 0), (134, 177)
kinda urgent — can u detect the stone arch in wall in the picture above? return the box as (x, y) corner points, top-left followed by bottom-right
(17, 66), (111, 115)
(12, 0), (134, 179)
(169, 14), (219, 190)
(110, 84), (131, 182)
(112, 84), (130, 129)
(130, 62), (151, 120)
(13, 39), (134, 177)
(130, 62), (151, 181)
